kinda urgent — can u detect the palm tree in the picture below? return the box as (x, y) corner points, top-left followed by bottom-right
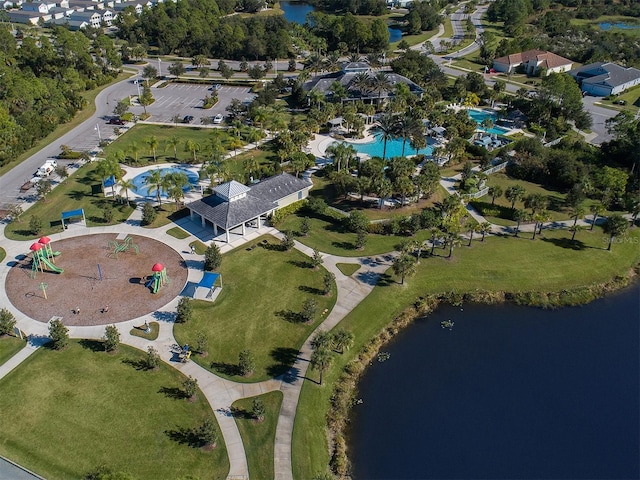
(392, 253), (417, 285)
(376, 113), (397, 161)
(165, 136), (181, 161)
(228, 137), (244, 157)
(310, 348), (333, 385)
(513, 209), (527, 237)
(445, 231), (462, 258)
(370, 71), (392, 104)
(184, 139), (201, 163)
(397, 112), (423, 157)
(505, 185), (526, 209)
(488, 185), (503, 205)
(95, 157), (120, 198)
(145, 169), (165, 205)
(375, 177), (392, 209)
(117, 177), (135, 206)
(165, 171), (191, 210)
(590, 202), (604, 230)
(332, 329), (354, 354)
(429, 227), (441, 255)
(146, 136), (158, 162)
(467, 223), (481, 246)
(350, 72), (370, 97)
(480, 221), (492, 241)
(127, 142), (140, 164)
(603, 214), (629, 251)
(524, 193), (547, 215)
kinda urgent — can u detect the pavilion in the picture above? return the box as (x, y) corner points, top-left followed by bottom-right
(185, 173), (312, 243)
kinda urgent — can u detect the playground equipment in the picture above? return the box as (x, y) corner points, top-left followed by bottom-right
(30, 241), (63, 278)
(61, 208), (86, 229)
(171, 343), (191, 363)
(108, 236), (139, 259)
(146, 263), (169, 294)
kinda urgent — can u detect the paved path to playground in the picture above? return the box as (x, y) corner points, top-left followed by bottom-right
(0, 206), (397, 479)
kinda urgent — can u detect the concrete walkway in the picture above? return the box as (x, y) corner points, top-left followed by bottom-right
(0, 205), (396, 479)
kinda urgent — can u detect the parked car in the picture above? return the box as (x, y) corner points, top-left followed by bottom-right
(213, 114), (224, 124)
(613, 99), (626, 105)
(183, 115), (195, 123)
(35, 160), (57, 177)
(209, 84), (222, 91)
(108, 117), (126, 125)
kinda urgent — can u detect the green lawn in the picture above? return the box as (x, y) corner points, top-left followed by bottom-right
(166, 226), (190, 239)
(598, 85), (640, 111)
(102, 124), (245, 166)
(336, 263), (360, 276)
(141, 205), (189, 229)
(129, 322), (160, 340)
(0, 335), (26, 367)
(278, 212), (431, 257)
(293, 225), (640, 478)
(231, 391), (283, 480)
(4, 162), (134, 241)
(0, 341), (229, 480)
(0, 247), (5, 262)
(389, 27), (439, 50)
(174, 235), (337, 382)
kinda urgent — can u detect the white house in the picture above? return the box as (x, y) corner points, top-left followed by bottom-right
(69, 9), (101, 27)
(8, 10), (50, 24)
(21, 1), (49, 12)
(569, 62), (640, 97)
(493, 50), (573, 76)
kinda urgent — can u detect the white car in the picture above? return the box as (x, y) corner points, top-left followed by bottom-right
(213, 114), (224, 124)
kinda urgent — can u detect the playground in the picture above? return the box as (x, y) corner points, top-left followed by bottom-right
(5, 234), (188, 326)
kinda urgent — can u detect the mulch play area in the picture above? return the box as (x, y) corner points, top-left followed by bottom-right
(5, 234), (188, 326)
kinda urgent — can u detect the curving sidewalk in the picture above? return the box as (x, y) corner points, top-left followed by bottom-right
(0, 209), (396, 480)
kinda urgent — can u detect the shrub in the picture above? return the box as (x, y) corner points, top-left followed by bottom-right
(48, 319), (69, 350)
(8, 204), (23, 223)
(300, 216), (311, 236)
(29, 215), (43, 235)
(281, 230), (295, 251)
(355, 230), (367, 249)
(196, 417), (218, 447)
(102, 204), (114, 223)
(344, 210), (369, 233)
(323, 272), (335, 295)
(141, 202), (156, 226)
(176, 297), (193, 324)
(204, 243), (222, 271)
(0, 308), (16, 335)
(103, 325), (120, 352)
(238, 349), (255, 376)
(306, 197), (327, 215)
(252, 398), (265, 421)
(145, 346), (160, 370)
(301, 298), (318, 323)
(195, 331), (208, 354)
(182, 376), (198, 399)
(367, 222), (385, 235)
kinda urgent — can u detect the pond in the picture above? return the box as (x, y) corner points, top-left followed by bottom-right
(599, 22), (640, 31)
(280, 1), (402, 43)
(348, 285), (640, 479)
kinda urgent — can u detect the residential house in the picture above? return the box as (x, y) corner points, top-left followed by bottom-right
(186, 174), (312, 243)
(21, 1), (50, 12)
(68, 9), (101, 27)
(569, 62), (640, 96)
(493, 50), (573, 76)
(113, 1), (143, 14)
(7, 9), (50, 24)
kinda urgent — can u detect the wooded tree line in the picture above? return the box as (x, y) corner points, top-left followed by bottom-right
(486, 0), (640, 67)
(0, 26), (120, 167)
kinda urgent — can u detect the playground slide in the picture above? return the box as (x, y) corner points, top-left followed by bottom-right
(152, 277), (160, 294)
(40, 257), (64, 274)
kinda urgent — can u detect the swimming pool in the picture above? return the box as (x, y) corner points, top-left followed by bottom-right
(468, 109), (511, 135)
(344, 134), (436, 158)
(131, 167), (199, 198)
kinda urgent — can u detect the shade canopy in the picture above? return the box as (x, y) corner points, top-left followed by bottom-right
(198, 272), (220, 289)
(152, 263), (164, 272)
(39, 236), (51, 245)
(30, 243), (43, 251)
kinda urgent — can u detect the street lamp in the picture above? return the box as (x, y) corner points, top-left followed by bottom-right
(95, 123), (102, 143)
(135, 76), (141, 99)
(157, 57), (161, 77)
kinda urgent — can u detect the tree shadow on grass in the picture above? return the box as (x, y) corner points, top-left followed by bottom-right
(79, 339), (105, 352)
(275, 309), (302, 323)
(332, 241), (356, 251)
(288, 259), (312, 269)
(210, 361), (240, 376)
(267, 347), (301, 378)
(165, 426), (202, 448)
(298, 285), (324, 295)
(230, 407), (254, 420)
(375, 273), (395, 287)
(159, 386), (187, 400)
(260, 242), (286, 252)
(541, 237), (588, 251)
(122, 357), (152, 371)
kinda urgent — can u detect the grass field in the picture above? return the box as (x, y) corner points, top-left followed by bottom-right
(0, 341), (229, 480)
(278, 212), (432, 257)
(598, 85), (640, 111)
(232, 391), (283, 480)
(4, 162), (134, 241)
(336, 263), (360, 276)
(166, 226), (190, 239)
(174, 235), (337, 382)
(129, 322), (160, 340)
(102, 124), (245, 166)
(0, 247), (5, 262)
(292, 225), (640, 478)
(0, 335), (26, 367)
(389, 27), (439, 50)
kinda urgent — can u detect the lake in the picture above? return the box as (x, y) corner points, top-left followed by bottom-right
(280, 1), (402, 43)
(349, 285), (640, 479)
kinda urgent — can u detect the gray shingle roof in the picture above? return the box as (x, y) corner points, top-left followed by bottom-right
(186, 173), (311, 230)
(213, 180), (250, 200)
(569, 62), (640, 89)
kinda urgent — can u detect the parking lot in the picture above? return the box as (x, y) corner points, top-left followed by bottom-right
(143, 84), (255, 124)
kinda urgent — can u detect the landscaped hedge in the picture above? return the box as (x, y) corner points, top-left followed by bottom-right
(270, 200), (306, 225)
